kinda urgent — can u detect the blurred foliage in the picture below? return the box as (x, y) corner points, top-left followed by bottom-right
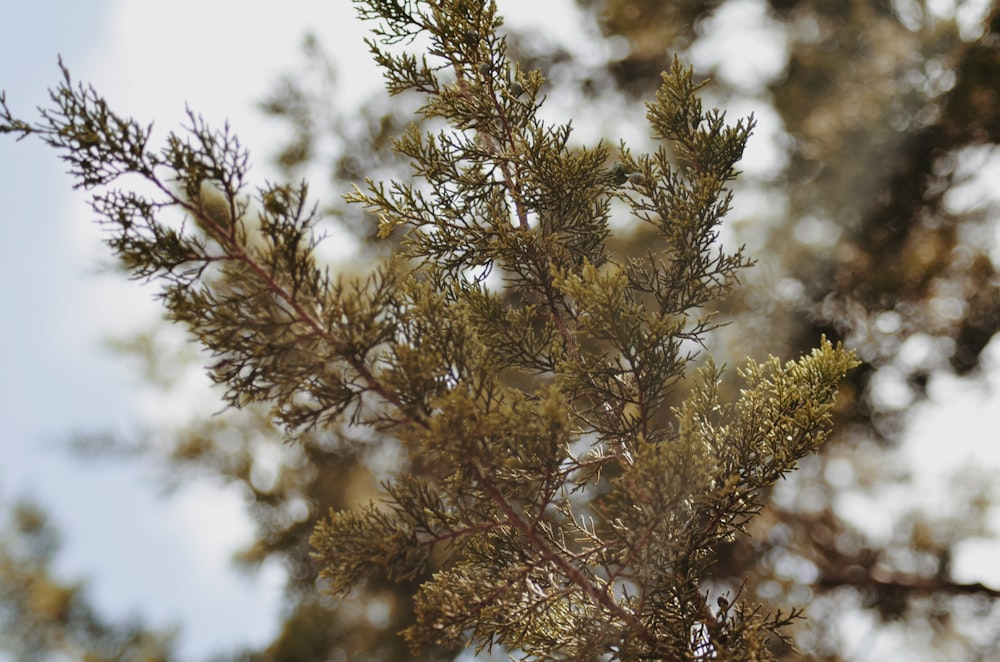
(0, 498), (175, 661)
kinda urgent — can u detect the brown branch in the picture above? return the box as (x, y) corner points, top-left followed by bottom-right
(450, 58), (581, 360)
(818, 567), (1000, 599)
(156, 180), (416, 423)
(474, 469), (679, 661)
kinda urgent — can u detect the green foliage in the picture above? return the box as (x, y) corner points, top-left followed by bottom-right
(1, 0), (859, 659)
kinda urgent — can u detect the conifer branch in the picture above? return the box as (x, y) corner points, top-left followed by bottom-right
(473, 468), (675, 658)
(162, 178), (412, 418)
(1, 1), (860, 658)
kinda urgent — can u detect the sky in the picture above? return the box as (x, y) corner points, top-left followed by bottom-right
(1, 1), (1000, 660)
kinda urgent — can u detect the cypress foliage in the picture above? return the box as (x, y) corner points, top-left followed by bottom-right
(1, 1), (858, 659)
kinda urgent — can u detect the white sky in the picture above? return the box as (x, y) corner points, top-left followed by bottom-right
(1, 1), (999, 660)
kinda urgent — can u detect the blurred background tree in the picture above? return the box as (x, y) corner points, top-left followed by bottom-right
(2, 1), (999, 660)
(0, 497), (175, 661)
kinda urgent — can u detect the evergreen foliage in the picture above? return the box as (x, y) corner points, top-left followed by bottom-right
(1, 1), (859, 659)
(562, 2), (1000, 656)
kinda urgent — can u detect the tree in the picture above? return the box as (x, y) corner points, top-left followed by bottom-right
(565, 1), (1000, 657)
(253, 1), (1000, 652)
(1, 1), (858, 660)
(0, 497), (174, 661)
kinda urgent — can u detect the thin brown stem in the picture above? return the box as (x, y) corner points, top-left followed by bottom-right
(157, 179), (416, 422)
(475, 469), (678, 660)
